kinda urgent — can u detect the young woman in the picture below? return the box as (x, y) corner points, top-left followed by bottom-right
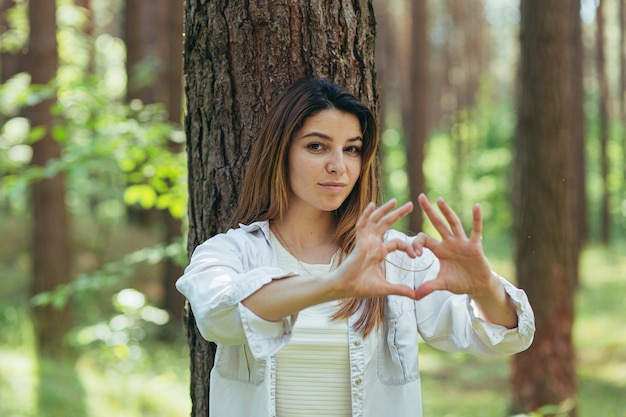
(176, 77), (535, 417)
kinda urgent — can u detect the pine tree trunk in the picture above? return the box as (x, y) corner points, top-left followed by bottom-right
(620, 0), (626, 198)
(124, 0), (145, 101)
(595, 0), (611, 245)
(406, 0), (428, 234)
(162, 0), (185, 325)
(511, 0), (579, 414)
(570, 0), (587, 258)
(183, 1), (378, 415)
(26, 0), (73, 358)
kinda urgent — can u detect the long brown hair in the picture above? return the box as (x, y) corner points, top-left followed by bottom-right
(232, 77), (385, 337)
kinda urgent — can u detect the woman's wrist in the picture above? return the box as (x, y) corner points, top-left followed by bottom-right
(470, 271), (518, 328)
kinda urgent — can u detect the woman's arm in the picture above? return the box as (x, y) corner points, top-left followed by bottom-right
(243, 199), (419, 321)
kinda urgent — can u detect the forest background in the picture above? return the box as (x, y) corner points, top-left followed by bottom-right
(0, 0), (625, 417)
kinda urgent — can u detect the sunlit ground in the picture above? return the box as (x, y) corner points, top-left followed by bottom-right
(0, 336), (191, 417)
(1, 234), (625, 416)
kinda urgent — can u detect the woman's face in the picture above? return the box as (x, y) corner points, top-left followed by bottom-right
(286, 109), (363, 216)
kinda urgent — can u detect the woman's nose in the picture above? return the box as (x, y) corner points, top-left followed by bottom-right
(327, 150), (346, 174)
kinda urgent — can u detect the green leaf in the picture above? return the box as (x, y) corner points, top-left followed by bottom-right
(28, 126), (47, 143)
(124, 184), (157, 209)
(53, 124), (68, 142)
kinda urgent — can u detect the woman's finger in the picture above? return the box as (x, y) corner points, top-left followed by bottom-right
(384, 282), (417, 299)
(417, 194), (453, 238)
(411, 232), (440, 256)
(469, 203), (483, 243)
(356, 201), (376, 228)
(413, 279), (447, 300)
(378, 201), (413, 230)
(368, 198), (399, 224)
(436, 197), (466, 238)
(384, 237), (417, 258)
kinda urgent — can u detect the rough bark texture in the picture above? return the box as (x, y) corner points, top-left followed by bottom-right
(26, 0), (73, 357)
(183, 1), (378, 415)
(511, 0), (579, 414)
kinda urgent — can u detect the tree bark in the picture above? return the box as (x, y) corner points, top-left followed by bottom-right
(372, 0), (392, 131)
(183, 1), (377, 415)
(570, 0), (587, 258)
(620, 0), (626, 199)
(406, 0), (428, 233)
(26, 0), (73, 358)
(595, 0), (610, 245)
(162, 0), (185, 324)
(511, 0), (579, 414)
(124, 0), (145, 101)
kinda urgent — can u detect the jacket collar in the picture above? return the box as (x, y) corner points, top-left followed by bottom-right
(239, 220), (271, 239)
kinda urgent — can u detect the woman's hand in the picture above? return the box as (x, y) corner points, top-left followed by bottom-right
(331, 199), (418, 300)
(411, 193), (517, 327)
(411, 193), (495, 300)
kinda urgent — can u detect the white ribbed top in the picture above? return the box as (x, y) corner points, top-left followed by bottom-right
(270, 232), (351, 417)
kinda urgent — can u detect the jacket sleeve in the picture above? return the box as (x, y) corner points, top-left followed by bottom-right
(415, 261), (535, 357)
(384, 230), (535, 357)
(175, 230), (297, 359)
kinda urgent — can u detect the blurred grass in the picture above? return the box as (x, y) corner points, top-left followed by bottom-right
(1, 213), (625, 416)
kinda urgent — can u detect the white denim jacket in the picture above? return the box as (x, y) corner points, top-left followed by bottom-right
(176, 221), (535, 417)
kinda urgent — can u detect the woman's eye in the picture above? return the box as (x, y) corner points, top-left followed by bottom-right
(345, 146), (362, 154)
(307, 143), (323, 151)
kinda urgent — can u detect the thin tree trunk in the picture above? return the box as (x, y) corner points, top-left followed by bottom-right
(618, 0), (626, 208)
(444, 0), (463, 210)
(184, 1), (378, 415)
(595, 0), (610, 245)
(124, 0), (167, 104)
(26, 0), (73, 358)
(162, 0), (185, 325)
(511, 0), (579, 414)
(406, 0), (428, 233)
(124, 0), (145, 102)
(372, 0), (392, 132)
(571, 0), (587, 259)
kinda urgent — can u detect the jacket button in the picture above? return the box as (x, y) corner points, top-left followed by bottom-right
(354, 378), (362, 386)
(354, 340), (361, 347)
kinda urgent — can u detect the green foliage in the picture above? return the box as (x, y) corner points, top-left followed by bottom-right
(31, 239), (186, 309)
(0, 1), (187, 305)
(0, 0), (28, 54)
(1, 1), (187, 220)
(71, 287), (171, 362)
